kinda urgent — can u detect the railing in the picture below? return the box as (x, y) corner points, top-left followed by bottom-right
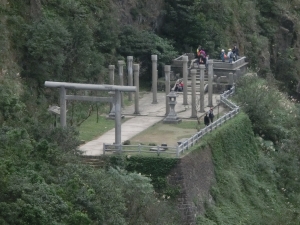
(103, 143), (178, 157)
(103, 86), (239, 157)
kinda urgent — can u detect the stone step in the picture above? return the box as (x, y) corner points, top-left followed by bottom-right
(81, 156), (105, 168)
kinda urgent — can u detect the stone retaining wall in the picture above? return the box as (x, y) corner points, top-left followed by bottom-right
(167, 147), (215, 225)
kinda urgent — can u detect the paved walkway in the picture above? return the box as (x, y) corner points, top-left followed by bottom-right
(79, 92), (222, 156)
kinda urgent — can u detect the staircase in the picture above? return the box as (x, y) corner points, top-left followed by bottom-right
(81, 156), (105, 168)
(186, 63), (209, 93)
(171, 54), (249, 94)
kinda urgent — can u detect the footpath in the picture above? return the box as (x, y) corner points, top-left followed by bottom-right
(79, 92), (222, 156)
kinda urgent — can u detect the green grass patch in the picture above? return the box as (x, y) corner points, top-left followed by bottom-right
(78, 113), (117, 142)
(169, 120), (205, 129)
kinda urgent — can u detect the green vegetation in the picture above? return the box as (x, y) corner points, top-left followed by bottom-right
(107, 155), (180, 199)
(78, 114), (115, 142)
(195, 76), (300, 224)
(1, 0), (300, 224)
(196, 112), (300, 224)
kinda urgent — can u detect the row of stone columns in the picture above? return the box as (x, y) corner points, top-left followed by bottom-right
(108, 58), (140, 117)
(189, 60), (214, 118)
(109, 55), (217, 120)
(153, 56), (215, 119)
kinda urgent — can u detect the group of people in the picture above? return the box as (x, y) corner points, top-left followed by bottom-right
(204, 107), (214, 126)
(195, 45), (209, 67)
(220, 45), (239, 63)
(174, 79), (184, 92)
(195, 44), (239, 65)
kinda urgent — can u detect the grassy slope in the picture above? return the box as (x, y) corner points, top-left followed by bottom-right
(197, 112), (299, 225)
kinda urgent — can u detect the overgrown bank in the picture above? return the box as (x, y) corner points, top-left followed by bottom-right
(197, 114), (300, 224)
(104, 111), (300, 224)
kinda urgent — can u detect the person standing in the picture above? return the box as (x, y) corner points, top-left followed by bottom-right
(227, 48), (233, 63)
(208, 107), (214, 123)
(196, 45), (201, 65)
(204, 113), (210, 126)
(220, 49), (226, 62)
(232, 45), (239, 61)
(199, 48), (206, 65)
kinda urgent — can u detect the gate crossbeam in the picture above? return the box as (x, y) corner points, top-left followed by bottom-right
(45, 81), (136, 147)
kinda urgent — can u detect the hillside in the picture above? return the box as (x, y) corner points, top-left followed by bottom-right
(1, 0), (300, 225)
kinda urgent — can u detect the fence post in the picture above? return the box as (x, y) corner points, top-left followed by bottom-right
(138, 143), (141, 154)
(103, 143), (106, 155)
(176, 145), (179, 158)
(157, 145), (160, 156)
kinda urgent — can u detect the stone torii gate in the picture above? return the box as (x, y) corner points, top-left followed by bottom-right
(44, 81), (136, 146)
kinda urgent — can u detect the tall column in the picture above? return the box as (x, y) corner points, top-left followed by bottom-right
(60, 86), (67, 127)
(235, 69), (240, 82)
(133, 64), (140, 114)
(199, 65), (205, 112)
(208, 60), (213, 107)
(182, 56), (188, 105)
(118, 60), (125, 108)
(229, 72), (234, 87)
(109, 65), (115, 85)
(151, 55), (158, 104)
(191, 69), (197, 118)
(115, 90), (122, 148)
(127, 56), (133, 101)
(164, 65), (171, 116)
(109, 65), (115, 111)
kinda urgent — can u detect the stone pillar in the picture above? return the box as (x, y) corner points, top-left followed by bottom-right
(208, 60), (213, 107)
(108, 91), (116, 119)
(133, 64), (140, 114)
(233, 71), (237, 83)
(109, 65), (115, 85)
(60, 86), (67, 127)
(199, 65), (205, 112)
(164, 65), (171, 116)
(118, 60), (125, 108)
(190, 69), (197, 118)
(235, 69), (242, 82)
(109, 65), (115, 111)
(127, 56), (133, 101)
(182, 56), (188, 105)
(151, 55), (158, 104)
(115, 90), (122, 147)
(229, 72), (234, 86)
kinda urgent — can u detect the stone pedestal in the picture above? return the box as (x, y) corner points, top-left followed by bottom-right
(163, 90), (182, 124)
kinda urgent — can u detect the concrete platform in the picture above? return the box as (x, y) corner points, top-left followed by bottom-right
(79, 92), (223, 156)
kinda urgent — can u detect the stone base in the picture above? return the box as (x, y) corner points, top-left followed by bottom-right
(106, 114), (125, 120)
(163, 118), (182, 124)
